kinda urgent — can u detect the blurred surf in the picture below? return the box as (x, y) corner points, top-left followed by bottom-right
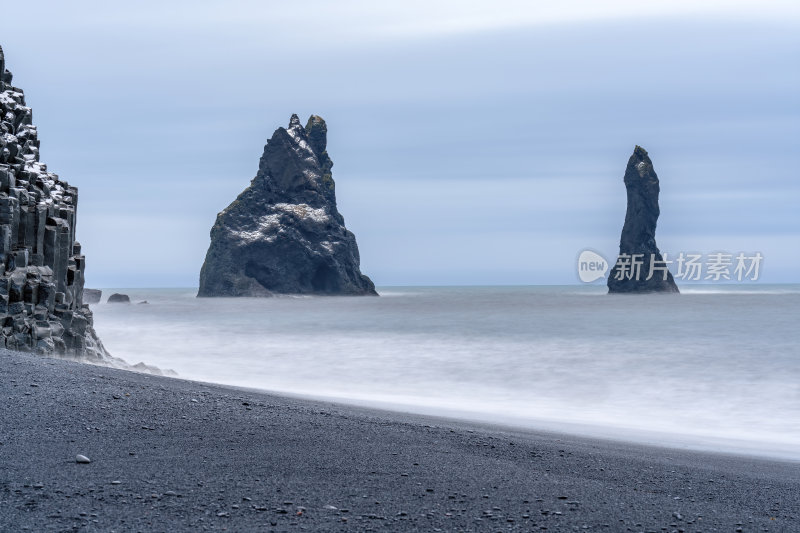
(91, 285), (800, 459)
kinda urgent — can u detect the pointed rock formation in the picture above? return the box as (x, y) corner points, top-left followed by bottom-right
(198, 114), (377, 297)
(0, 45), (108, 357)
(608, 146), (679, 294)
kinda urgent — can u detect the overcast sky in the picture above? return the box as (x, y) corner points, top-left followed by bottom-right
(2, 1), (798, 287)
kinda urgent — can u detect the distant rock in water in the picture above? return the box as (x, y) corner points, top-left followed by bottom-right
(132, 361), (177, 376)
(0, 45), (108, 357)
(83, 289), (102, 304)
(608, 146), (679, 294)
(198, 114), (377, 297)
(107, 293), (130, 304)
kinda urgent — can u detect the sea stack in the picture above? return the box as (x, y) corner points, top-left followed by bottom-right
(0, 45), (108, 356)
(198, 114), (377, 297)
(608, 146), (679, 294)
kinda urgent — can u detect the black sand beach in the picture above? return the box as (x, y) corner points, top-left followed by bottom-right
(1, 349), (797, 532)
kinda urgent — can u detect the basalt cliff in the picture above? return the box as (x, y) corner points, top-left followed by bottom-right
(0, 46), (107, 357)
(608, 146), (679, 294)
(198, 114), (376, 297)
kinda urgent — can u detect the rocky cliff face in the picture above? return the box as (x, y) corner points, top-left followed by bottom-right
(0, 46), (107, 357)
(198, 114), (377, 297)
(608, 146), (679, 294)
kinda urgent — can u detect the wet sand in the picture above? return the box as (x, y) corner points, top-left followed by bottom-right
(1, 348), (798, 532)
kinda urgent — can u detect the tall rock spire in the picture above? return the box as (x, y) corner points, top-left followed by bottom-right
(198, 114), (377, 297)
(607, 146), (679, 294)
(0, 45), (108, 356)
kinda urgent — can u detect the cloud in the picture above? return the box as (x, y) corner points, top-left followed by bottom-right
(13, 1), (800, 43)
(2, 6), (798, 286)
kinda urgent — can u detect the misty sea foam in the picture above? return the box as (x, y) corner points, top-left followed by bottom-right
(91, 285), (800, 459)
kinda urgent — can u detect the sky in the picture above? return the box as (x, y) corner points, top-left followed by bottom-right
(2, 0), (799, 287)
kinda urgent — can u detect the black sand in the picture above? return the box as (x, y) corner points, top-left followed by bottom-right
(1, 348), (797, 532)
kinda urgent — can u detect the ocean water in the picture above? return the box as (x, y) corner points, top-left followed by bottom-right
(91, 286), (800, 459)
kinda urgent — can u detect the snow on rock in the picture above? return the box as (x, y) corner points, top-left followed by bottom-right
(198, 114), (376, 297)
(0, 44), (108, 357)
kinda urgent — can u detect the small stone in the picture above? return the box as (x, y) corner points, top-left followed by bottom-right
(107, 293), (131, 304)
(75, 454), (91, 464)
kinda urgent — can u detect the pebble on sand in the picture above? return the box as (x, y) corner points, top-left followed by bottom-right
(76, 454), (91, 464)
